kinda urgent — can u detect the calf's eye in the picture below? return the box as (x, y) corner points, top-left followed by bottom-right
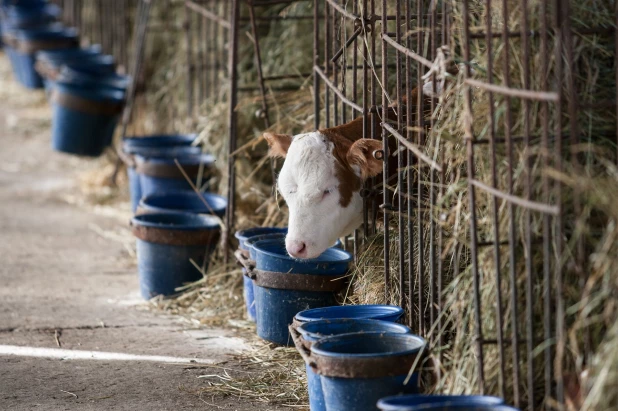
(323, 189), (332, 198)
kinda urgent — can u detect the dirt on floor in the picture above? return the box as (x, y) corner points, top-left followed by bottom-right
(0, 52), (296, 411)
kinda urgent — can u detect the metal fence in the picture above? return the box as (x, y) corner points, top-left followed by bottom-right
(314, 0), (616, 410)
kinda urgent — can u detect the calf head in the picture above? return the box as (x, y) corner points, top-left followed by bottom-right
(265, 130), (383, 259)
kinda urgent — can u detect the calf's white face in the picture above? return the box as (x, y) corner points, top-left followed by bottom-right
(264, 131), (383, 259)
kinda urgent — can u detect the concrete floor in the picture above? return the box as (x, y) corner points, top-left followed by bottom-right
(0, 54), (283, 411)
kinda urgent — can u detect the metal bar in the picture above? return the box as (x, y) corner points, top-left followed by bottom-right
(225, 0), (241, 263)
(416, 0), (425, 337)
(184, 3), (194, 118)
(520, 0), (535, 408)
(185, 0), (231, 29)
(465, 79), (559, 101)
(553, 0), (565, 404)
(381, 0), (390, 302)
(395, 0), (405, 317)
(330, 26), (362, 63)
(313, 66), (363, 112)
(313, 0), (320, 130)
(382, 123), (443, 172)
(501, 0), (522, 403)
(540, 1), (553, 406)
(325, 0), (358, 20)
(484, 0), (507, 398)
(382, 33), (433, 69)
(462, 0), (486, 392)
(404, 0), (414, 330)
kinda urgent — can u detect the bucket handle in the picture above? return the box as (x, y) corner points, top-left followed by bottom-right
(234, 249), (256, 275)
(288, 324), (316, 369)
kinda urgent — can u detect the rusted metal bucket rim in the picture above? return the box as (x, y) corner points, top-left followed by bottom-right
(134, 160), (214, 179)
(250, 269), (347, 292)
(131, 225), (221, 246)
(51, 89), (125, 117)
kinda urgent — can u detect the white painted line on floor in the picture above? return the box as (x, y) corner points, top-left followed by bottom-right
(0, 345), (216, 364)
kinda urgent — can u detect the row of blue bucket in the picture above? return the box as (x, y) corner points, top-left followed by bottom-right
(233, 229), (521, 410)
(1, 0), (129, 157)
(124, 134), (222, 300)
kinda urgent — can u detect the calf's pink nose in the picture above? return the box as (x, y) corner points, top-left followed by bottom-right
(286, 240), (307, 257)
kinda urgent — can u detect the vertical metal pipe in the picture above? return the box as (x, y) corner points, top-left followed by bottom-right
(405, 0), (414, 329)
(184, 4), (194, 118)
(381, 0), (391, 302)
(225, 0), (241, 263)
(520, 0), (535, 408)
(395, 0), (405, 313)
(462, 0), (486, 393)
(324, 1), (330, 128)
(313, 0), (320, 130)
(552, 0), (565, 405)
(416, 0), (425, 335)
(540, 2), (554, 406)
(485, 0), (507, 399)
(500, 0), (522, 404)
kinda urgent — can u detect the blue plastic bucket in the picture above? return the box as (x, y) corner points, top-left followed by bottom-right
(122, 136), (199, 212)
(134, 152), (215, 199)
(50, 81), (125, 157)
(250, 239), (352, 346)
(295, 304), (405, 325)
(138, 191), (227, 218)
(234, 227), (288, 322)
(297, 319), (411, 411)
(377, 395), (504, 411)
(11, 26), (78, 88)
(310, 332), (426, 411)
(131, 212), (221, 299)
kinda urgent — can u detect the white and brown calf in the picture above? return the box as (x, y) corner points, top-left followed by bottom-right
(263, 78), (451, 259)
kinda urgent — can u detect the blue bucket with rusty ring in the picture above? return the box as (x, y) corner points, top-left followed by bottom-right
(137, 191), (227, 218)
(293, 320), (411, 411)
(377, 395), (504, 411)
(309, 332), (426, 411)
(234, 227), (288, 322)
(134, 152), (216, 199)
(121, 135), (198, 212)
(7, 25), (78, 88)
(131, 212), (221, 299)
(50, 81), (125, 157)
(249, 239), (352, 346)
(295, 304), (405, 325)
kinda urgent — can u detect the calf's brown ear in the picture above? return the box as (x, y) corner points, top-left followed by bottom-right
(346, 139), (384, 180)
(263, 132), (293, 158)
